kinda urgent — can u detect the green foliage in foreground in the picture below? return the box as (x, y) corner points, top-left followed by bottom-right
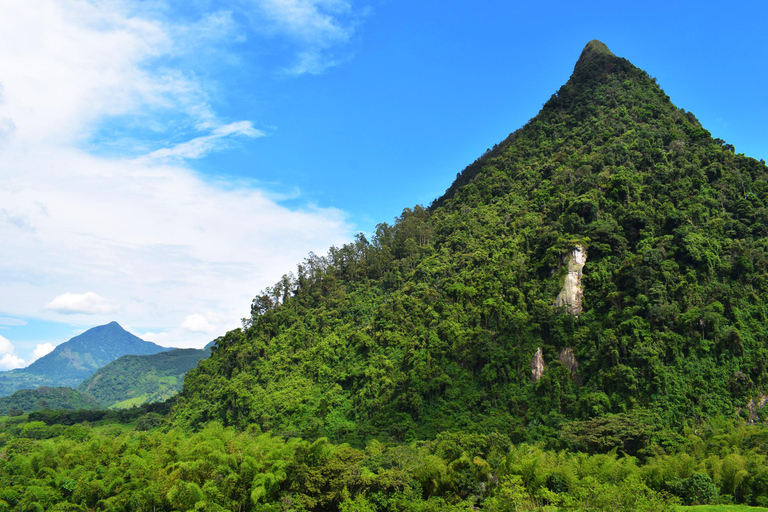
(679, 506), (768, 512)
(77, 348), (211, 408)
(4, 414), (768, 511)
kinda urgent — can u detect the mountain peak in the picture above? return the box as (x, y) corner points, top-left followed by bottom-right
(572, 39), (622, 78)
(581, 39), (614, 57)
(101, 321), (125, 331)
(0, 322), (166, 397)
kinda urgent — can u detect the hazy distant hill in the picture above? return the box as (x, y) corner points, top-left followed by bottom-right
(78, 347), (211, 408)
(0, 386), (101, 415)
(0, 322), (165, 397)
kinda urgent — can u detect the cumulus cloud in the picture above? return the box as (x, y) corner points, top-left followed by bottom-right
(0, 335), (25, 370)
(180, 313), (218, 334)
(0, 335), (14, 355)
(0, 0), (354, 348)
(31, 343), (56, 362)
(0, 354), (25, 371)
(45, 292), (119, 315)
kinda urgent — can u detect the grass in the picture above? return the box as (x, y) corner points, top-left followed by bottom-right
(678, 506), (768, 511)
(109, 395), (148, 409)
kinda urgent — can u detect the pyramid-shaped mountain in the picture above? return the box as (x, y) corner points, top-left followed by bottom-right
(175, 41), (768, 443)
(0, 322), (165, 396)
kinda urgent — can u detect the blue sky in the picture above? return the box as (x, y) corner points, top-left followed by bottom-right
(1, 0), (766, 367)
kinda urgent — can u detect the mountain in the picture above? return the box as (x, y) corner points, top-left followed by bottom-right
(173, 40), (768, 445)
(0, 322), (166, 396)
(0, 387), (101, 415)
(77, 347), (211, 408)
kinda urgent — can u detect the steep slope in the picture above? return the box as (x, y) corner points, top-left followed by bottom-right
(175, 41), (768, 444)
(0, 322), (165, 396)
(77, 347), (211, 408)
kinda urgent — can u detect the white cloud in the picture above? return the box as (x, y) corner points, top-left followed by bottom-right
(0, 0), (175, 146)
(0, 0), (353, 348)
(253, 0), (354, 43)
(0, 317), (27, 327)
(245, 0), (363, 74)
(45, 292), (119, 315)
(31, 343), (56, 362)
(0, 335), (25, 370)
(137, 121), (265, 163)
(180, 313), (217, 334)
(0, 353), (26, 371)
(0, 335), (14, 355)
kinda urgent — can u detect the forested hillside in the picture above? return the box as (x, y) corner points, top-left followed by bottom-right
(77, 347), (211, 408)
(175, 40), (768, 445)
(0, 387), (100, 415)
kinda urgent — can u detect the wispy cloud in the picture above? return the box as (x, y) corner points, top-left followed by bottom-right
(0, 317), (27, 327)
(243, 0), (365, 74)
(253, 0), (355, 43)
(137, 121), (265, 163)
(0, 0), (354, 350)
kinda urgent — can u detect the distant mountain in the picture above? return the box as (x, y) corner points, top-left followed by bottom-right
(0, 387), (101, 415)
(77, 347), (211, 408)
(0, 322), (165, 397)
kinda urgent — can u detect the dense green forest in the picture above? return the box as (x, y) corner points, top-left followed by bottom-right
(174, 41), (768, 445)
(4, 40), (768, 511)
(78, 348), (211, 409)
(3, 411), (768, 510)
(0, 387), (101, 416)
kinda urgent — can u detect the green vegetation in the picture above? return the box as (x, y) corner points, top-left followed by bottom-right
(2, 413), (768, 511)
(77, 348), (210, 408)
(0, 387), (101, 415)
(175, 40), (768, 447)
(4, 40), (768, 510)
(679, 507), (768, 512)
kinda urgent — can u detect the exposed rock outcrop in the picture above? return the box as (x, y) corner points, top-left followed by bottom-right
(531, 347), (545, 383)
(555, 245), (586, 315)
(558, 347), (580, 383)
(746, 394), (768, 423)
(559, 347), (578, 375)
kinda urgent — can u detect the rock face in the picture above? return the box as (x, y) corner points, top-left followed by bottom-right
(559, 347), (579, 378)
(746, 394), (768, 423)
(531, 347), (545, 383)
(555, 245), (587, 315)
